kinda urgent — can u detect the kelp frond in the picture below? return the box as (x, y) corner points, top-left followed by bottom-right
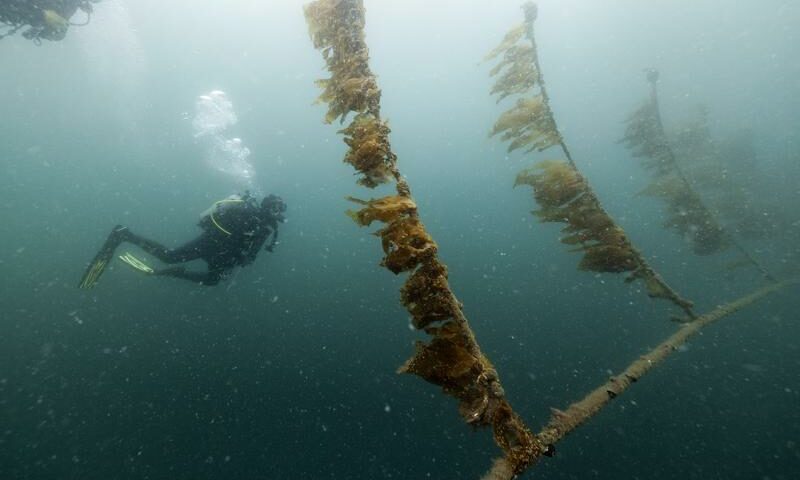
(345, 195), (416, 226)
(624, 267), (694, 312)
(622, 93), (729, 256)
(398, 259), (540, 470)
(485, 18), (561, 154)
(486, 21), (540, 102)
(340, 114), (396, 187)
(303, 0), (380, 123)
(621, 101), (673, 175)
(639, 174), (728, 256)
(346, 196), (437, 274)
(401, 259), (456, 330)
(485, 9), (694, 315)
(516, 160), (639, 274)
(490, 96), (560, 153)
(304, 0), (338, 50)
(516, 160), (695, 314)
(673, 121), (779, 243)
(516, 160), (583, 205)
(489, 45), (538, 102)
(375, 217), (437, 274)
(485, 24), (526, 62)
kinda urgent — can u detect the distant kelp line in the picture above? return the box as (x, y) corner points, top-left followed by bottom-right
(621, 70), (777, 281)
(486, 3), (695, 319)
(481, 1), (793, 478)
(297, 0), (794, 479)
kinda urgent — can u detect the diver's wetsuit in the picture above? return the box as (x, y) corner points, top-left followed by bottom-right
(110, 204), (279, 286)
(78, 193), (285, 289)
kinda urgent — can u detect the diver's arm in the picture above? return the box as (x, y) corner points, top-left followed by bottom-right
(265, 227), (279, 252)
(252, 219), (280, 254)
(240, 226), (272, 265)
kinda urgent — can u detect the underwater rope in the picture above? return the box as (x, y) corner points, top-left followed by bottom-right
(535, 278), (795, 458)
(480, 278), (795, 479)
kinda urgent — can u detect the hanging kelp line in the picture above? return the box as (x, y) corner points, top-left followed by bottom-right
(302, 1), (795, 478)
(486, 2), (695, 318)
(621, 70), (777, 281)
(304, 0), (545, 474)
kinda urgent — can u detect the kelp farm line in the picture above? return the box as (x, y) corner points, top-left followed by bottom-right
(304, 0), (542, 475)
(621, 70), (777, 282)
(484, 0), (790, 475)
(302, 0), (795, 478)
(486, 3), (696, 320)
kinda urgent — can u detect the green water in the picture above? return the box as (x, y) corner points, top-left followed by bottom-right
(1, 1), (799, 478)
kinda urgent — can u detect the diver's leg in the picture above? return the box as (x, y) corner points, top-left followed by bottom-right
(154, 266), (225, 286)
(119, 229), (206, 264)
(78, 225), (129, 288)
(158, 256), (231, 286)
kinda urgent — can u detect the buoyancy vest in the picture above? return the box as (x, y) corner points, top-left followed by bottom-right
(199, 194), (261, 237)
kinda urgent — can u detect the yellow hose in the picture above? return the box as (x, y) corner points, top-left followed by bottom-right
(210, 199), (244, 235)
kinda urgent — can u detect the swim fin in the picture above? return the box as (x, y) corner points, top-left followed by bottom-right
(78, 225), (127, 289)
(118, 252), (154, 275)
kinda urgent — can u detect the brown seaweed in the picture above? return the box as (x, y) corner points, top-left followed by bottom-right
(518, 161), (639, 273)
(621, 101), (673, 175)
(514, 161), (693, 312)
(346, 196), (438, 274)
(490, 97), (561, 153)
(301, 2), (788, 478)
(486, 6), (694, 316)
(304, 0), (380, 123)
(305, 0), (542, 473)
(398, 259), (540, 471)
(488, 44), (539, 102)
(673, 120), (779, 242)
(486, 19), (560, 152)
(339, 114), (396, 187)
(484, 24), (526, 61)
(638, 174), (728, 255)
(622, 74), (779, 281)
(622, 81), (730, 256)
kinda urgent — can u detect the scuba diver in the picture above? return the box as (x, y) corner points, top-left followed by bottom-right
(0, 0), (98, 43)
(79, 193), (287, 288)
